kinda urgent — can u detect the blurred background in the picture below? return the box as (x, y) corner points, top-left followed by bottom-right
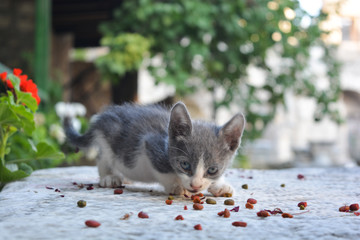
(1, 0), (360, 171)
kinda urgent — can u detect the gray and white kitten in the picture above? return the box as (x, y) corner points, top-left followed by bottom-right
(64, 102), (245, 196)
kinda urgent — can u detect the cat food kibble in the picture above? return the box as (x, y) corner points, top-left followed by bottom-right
(193, 203), (204, 210)
(298, 202), (307, 210)
(114, 189), (123, 194)
(168, 196), (174, 200)
(224, 208), (230, 218)
(339, 206), (350, 212)
(77, 200), (86, 208)
(247, 198), (257, 204)
(281, 213), (294, 218)
(165, 199), (173, 205)
(193, 196), (201, 203)
(138, 211), (149, 218)
(232, 221), (247, 227)
(280, 183), (285, 187)
(175, 215), (184, 220)
(206, 198), (217, 204)
(257, 210), (270, 217)
(242, 184), (248, 189)
(245, 202), (254, 209)
(223, 193), (232, 197)
(194, 224), (202, 230)
(224, 199), (235, 205)
(350, 203), (359, 211)
(184, 205), (188, 210)
(85, 220), (101, 228)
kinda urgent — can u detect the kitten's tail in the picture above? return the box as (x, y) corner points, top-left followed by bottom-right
(63, 117), (93, 148)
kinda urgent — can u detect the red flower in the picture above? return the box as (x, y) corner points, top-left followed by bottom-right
(1, 69), (41, 105)
(0, 72), (7, 81)
(13, 68), (22, 76)
(21, 78), (41, 104)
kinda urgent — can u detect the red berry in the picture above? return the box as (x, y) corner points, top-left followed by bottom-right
(165, 199), (173, 205)
(85, 220), (101, 228)
(194, 224), (202, 230)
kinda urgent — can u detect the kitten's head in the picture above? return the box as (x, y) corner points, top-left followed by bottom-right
(168, 102), (245, 193)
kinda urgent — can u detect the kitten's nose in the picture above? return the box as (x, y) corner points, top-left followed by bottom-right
(190, 183), (202, 191)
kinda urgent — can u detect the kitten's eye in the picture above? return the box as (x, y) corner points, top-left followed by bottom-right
(180, 161), (191, 171)
(207, 167), (218, 175)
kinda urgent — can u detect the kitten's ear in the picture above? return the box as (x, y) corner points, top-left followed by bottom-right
(169, 102), (192, 140)
(219, 113), (246, 151)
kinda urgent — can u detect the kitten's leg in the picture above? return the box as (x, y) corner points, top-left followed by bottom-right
(208, 176), (234, 197)
(95, 140), (123, 188)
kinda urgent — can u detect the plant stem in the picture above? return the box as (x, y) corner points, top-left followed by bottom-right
(0, 127), (10, 166)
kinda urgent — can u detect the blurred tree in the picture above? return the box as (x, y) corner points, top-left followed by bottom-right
(99, 0), (341, 140)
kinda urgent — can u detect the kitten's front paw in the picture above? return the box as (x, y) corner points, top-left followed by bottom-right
(99, 175), (122, 188)
(208, 182), (234, 197)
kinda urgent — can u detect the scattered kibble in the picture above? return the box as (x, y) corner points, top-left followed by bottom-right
(194, 224), (202, 230)
(138, 211), (149, 218)
(242, 184), (248, 189)
(85, 220), (101, 228)
(298, 202), (307, 210)
(224, 199), (235, 205)
(206, 198), (217, 204)
(232, 221), (247, 227)
(165, 199), (173, 205)
(281, 213), (293, 218)
(193, 196), (201, 203)
(77, 200), (87, 208)
(230, 206), (240, 212)
(247, 198), (257, 204)
(297, 174), (305, 180)
(120, 213), (132, 220)
(339, 206), (350, 212)
(114, 189), (123, 194)
(224, 208), (230, 218)
(223, 193), (232, 197)
(350, 203), (359, 211)
(257, 210), (270, 217)
(168, 195), (174, 200)
(193, 203), (204, 210)
(175, 215), (184, 220)
(280, 184), (285, 187)
(245, 202), (254, 209)
(184, 205), (188, 210)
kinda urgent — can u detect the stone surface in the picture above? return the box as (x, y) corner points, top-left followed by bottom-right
(1, 166), (360, 239)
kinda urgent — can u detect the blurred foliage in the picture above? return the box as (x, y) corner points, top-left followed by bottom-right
(100, 0), (341, 141)
(95, 33), (151, 83)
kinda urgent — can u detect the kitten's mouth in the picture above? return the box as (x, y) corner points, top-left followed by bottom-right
(187, 189), (200, 193)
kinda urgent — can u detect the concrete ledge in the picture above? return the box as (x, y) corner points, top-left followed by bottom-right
(1, 166), (360, 239)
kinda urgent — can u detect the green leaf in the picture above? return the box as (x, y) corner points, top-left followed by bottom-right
(11, 104), (35, 135)
(8, 75), (20, 91)
(35, 142), (65, 161)
(0, 103), (22, 129)
(0, 164), (29, 183)
(16, 91), (38, 112)
(18, 163), (33, 175)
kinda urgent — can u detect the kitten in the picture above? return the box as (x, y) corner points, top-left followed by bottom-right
(64, 102), (245, 196)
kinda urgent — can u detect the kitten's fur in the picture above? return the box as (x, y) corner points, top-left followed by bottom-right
(64, 102), (245, 196)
